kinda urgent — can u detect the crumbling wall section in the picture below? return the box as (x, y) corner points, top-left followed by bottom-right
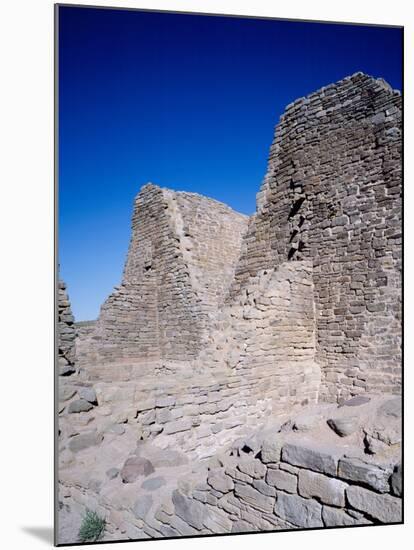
(77, 185), (248, 370)
(231, 73), (402, 401)
(58, 280), (76, 376)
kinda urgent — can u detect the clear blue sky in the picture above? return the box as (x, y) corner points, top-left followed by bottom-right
(58, 6), (402, 321)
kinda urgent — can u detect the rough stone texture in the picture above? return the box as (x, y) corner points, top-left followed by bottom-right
(120, 457), (155, 484)
(58, 280), (76, 375)
(346, 485), (402, 523)
(274, 492), (323, 528)
(298, 469), (347, 506)
(281, 442), (338, 476)
(338, 457), (391, 493)
(76, 185), (249, 369)
(67, 431), (103, 453)
(229, 72), (402, 403)
(57, 73), (402, 544)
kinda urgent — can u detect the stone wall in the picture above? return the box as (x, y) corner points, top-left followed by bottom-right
(75, 185), (248, 370)
(230, 72), (402, 401)
(58, 395), (402, 542)
(58, 280), (76, 376)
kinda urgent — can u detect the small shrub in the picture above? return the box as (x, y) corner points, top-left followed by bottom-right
(78, 509), (106, 542)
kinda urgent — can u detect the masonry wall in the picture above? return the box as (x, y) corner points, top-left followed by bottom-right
(76, 185), (248, 370)
(230, 73), (402, 401)
(58, 280), (76, 376)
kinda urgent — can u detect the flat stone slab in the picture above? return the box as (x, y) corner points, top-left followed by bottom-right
(340, 396), (371, 407)
(234, 482), (274, 514)
(338, 457), (390, 493)
(346, 485), (402, 523)
(281, 442), (338, 476)
(298, 469), (347, 507)
(274, 492), (323, 528)
(68, 431), (103, 453)
(172, 490), (208, 530)
(67, 399), (93, 414)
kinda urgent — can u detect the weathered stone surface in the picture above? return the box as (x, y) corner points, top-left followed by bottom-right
(67, 399), (93, 414)
(261, 438), (282, 464)
(133, 494), (153, 520)
(266, 468), (297, 493)
(59, 364), (76, 376)
(68, 431), (103, 453)
(237, 457), (267, 479)
(172, 490), (207, 530)
(390, 463), (402, 497)
(338, 457), (390, 493)
(107, 424), (125, 435)
(322, 506), (370, 526)
(78, 387), (97, 404)
(163, 418), (192, 435)
(340, 396), (371, 407)
(346, 485), (402, 523)
(59, 387), (76, 402)
(274, 492), (323, 527)
(252, 479), (276, 497)
(327, 417), (359, 437)
(231, 520), (254, 533)
(207, 471), (234, 493)
(234, 482), (274, 514)
(298, 469), (347, 506)
(106, 467), (119, 480)
(281, 442), (338, 476)
(141, 476), (166, 491)
(58, 73), (402, 544)
(120, 456), (155, 484)
(378, 398), (402, 419)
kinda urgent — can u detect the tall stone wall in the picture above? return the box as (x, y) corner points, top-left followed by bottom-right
(75, 72), (401, 406)
(58, 280), (76, 376)
(76, 185), (248, 370)
(230, 72), (402, 402)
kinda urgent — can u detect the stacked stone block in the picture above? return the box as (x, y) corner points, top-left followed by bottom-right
(58, 280), (76, 376)
(231, 72), (402, 401)
(76, 185), (248, 369)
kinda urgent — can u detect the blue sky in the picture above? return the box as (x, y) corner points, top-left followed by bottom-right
(58, 6), (402, 321)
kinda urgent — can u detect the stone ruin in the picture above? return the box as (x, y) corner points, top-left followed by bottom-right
(57, 73), (402, 544)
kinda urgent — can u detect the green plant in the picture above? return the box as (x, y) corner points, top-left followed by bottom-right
(78, 509), (106, 542)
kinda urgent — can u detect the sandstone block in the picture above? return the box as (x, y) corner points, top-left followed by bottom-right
(68, 399), (94, 414)
(68, 431), (103, 453)
(274, 492), (323, 528)
(298, 469), (347, 506)
(172, 490), (207, 530)
(261, 437), (282, 464)
(327, 416), (359, 437)
(346, 485), (402, 523)
(338, 457), (390, 493)
(163, 418), (192, 435)
(266, 468), (297, 493)
(207, 471), (234, 493)
(281, 442), (338, 476)
(237, 457), (267, 479)
(133, 494), (153, 520)
(322, 505), (370, 526)
(78, 387), (97, 404)
(234, 482), (274, 514)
